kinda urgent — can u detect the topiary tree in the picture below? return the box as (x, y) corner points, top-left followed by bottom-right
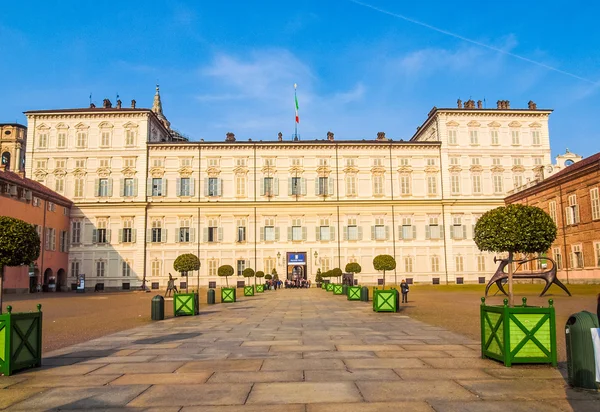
(474, 204), (557, 306)
(173, 253), (200, 292)
(218, 264), (234, 287)
(315, 268), (323, 285)
(242, 267), (255, 286)
(255, 270), (265, 279)
(265, 273), (272, 280)
(331, 268), (342, 283)
(373, 254), (396, 289)
(345, 262), (361, 285)
(0, 217), (40, 313)
(271, 268), (278, 281)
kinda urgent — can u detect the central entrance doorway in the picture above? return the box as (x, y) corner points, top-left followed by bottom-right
(286, 252), (307, 281)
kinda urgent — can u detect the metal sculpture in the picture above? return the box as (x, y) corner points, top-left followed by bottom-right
(485, 256), (571, 297)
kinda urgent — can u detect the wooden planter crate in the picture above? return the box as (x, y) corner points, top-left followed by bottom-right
(173, 293), (199, 316)
(0, 305), (43, 376)
(333, 284), (344, 295)
(244, 286), (255, 296)
(347, 286), (361, 300)
(373, 289), (399, 312)
(256, 284), (264, 293)
(321, 282), (326, 289)
(326, 283), (334, 292)
(480, 297), (557, 367)
(221, 287), (236, 303)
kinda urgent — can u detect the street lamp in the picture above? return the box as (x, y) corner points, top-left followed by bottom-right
(277, 252), (281, 266)
(314, 251), (319, 264)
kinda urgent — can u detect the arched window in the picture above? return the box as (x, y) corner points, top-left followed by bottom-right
(1, 152), (10, 170)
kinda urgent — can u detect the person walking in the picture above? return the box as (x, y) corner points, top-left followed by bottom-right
(165, 273), (178, 297)
(400, 279), (409, 303)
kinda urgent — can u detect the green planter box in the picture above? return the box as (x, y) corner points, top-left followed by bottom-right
(0, 305), (43, 376)
(173, 293), (199, 316)
(373, 289), (398, 312)
(333, 284), (343, 295)
(256, 284), (264, 293)
(321, 283), (326, 290)
(326, 283), (334, 292)
(347, 286), (361, 300)
(244, 286), (255, 296)
(480, 297), (557, 367)
(221, 287), (236, 303)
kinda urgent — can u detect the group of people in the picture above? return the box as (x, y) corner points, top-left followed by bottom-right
(264, 279), (282, 290)
(285, 279), (311, 288)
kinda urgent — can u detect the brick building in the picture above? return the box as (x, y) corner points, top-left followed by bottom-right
(505, 152), (600, 283)
(0, 122), (72, 293)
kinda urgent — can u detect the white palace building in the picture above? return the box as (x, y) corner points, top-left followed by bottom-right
(23, 89), (555, 290)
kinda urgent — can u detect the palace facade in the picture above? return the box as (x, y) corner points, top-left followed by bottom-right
(23, 91), (555, 290)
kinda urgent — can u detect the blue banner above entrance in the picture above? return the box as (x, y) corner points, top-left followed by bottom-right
(287, 252), (306, 265)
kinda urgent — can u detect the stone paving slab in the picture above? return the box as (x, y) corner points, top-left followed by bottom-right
(3, 288), (598, 411)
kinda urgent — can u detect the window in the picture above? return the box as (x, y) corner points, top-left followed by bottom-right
(347, 218), (359, 241)
(292, 218), (303, 241)
(374, 217), (386, 240)
(426, 158), (436, 166)
(553, 247), (563, 270)
(57, 132), (66, 148)
(47, 201), (55, 212)
(469, 130), (478, 145)
(263, 177), (274, 196)
(451, 175), (460, 195)
(237, 219), (246, 242)
(291, 176), (302, 196)
(237, 260), (246, 276)
(101, 131), (111, 147)
(208, 218), (219, 243)
(71, 221), (81, 244)
(125, 129), (136, 146)
(74, 178), (84, 198)
(455, 256), (464, 272)
(399, 158), (410, 166)
(34, 225), (42, 245)
(321, 257), (330, 273)
(451, 216), (465, 240)
(55, 177), (64, 194)
(531, 130), (541, 145)
(263, 158), (275, 167)
(99, 159), (110, 168)
(291, 158), (302, 166)
(317, 176), (329, 195)
(477, 255), (486, 272)
(152, 158), (164, 168)
(122, 219), (134, 243)
(75, 159), (86, 169)
(236, 175), (246, 197)
(493, 175), (503, 194)
(471, 157), (480, 166)
(513, 175), (523, 189)
(318, 218), (331, 241)
(95, 220), (108, 244)
(548, 201), (557, 223)
(590, 188), (600, 220)
(38, 133), (48, 148)
(151, 220), (163, 243)
(208, 158), (219, 167)
(492, 158), (501, 166)
(122, 261), (131, 277)
(55, 159), (66, 169)
(318, 158), (329, 167)
(490, 130), (499, 145)
(208, 260), (217, 276)
(448, 130), (457, 145)
(596, 243), (600, 267)
(151, 260), (161, 277)
(431, 256), (440, 272)
(373, 158), (383, 167)
(36, 159), (47, 169)
(427, 216), (441, 240)
(70, 261), (80, 278)
(404, 256), (413, 273)
(400, 216), (414, 240)
(236, 158), (247, 167)
(566, 194), (580, 225)
(179, 219), (191, 243)
(123, 178), (136, 197)
(178, 177), (192, 197)
(76, 132), (87, 148)
(264, 258), (276, 275)
(98, 178), (109, 197)
(400, 175), (411, 195)
(534, 157), (543, 166)
(346, 158), (357, 167)
(59, 231), (68, 252)
(179, 158), (192, 167)
(572, 244), (583, 268)
(511, 130), (520, 145)
(208, 177), (219, 197)
(472, 175), (482, 194)
(96, 261), (105, 277)
(449, 157), (459, 166)
(264, 224), (275, 242)
(152, 178), (163, 197)
(427, 176), (437, 195)
(512, 158), (522, 166)
(373, 175), (384, 196)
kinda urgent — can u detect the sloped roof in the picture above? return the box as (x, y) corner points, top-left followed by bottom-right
(0, 169), (73, 207)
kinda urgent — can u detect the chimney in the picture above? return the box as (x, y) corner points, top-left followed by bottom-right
(90, 103), (96, 108)
(496, 100), (510, 109)
(102, 99), (112, 108)
(464, 99), (475, 109)
(116, 99), (122, 109)
(277, 132), (283, 142)
(131, 99), (137, 109)
(376, 132), (387, 141)
(528, 100), (537, 110)
(226, 132), (236, 142)
(457, 99), (463, 109)
(327, 131), (334, 141)
(477, 100), (482, 109)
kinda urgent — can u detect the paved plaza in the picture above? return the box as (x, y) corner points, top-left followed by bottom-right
(1, 289), (598, 411)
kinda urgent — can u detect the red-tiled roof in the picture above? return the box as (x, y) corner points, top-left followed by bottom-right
(0, 169), (72, 206)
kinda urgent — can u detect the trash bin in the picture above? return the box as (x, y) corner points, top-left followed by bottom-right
(361, 286), (369, 302)
(207, 288), (216, 305)
(342, 285), (348, 295)
(151, 295), (165, 320)
(565, 311), (599, 389)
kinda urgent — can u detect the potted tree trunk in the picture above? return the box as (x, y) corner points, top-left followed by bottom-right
(372, 255), (398, 312)
(0, 217), (43, 375)
(475, 204), (558, 367)
(218, 265), (236, 303)
(173, 253), (200, 316)
(243, 268), (255, 296)
(255, 271), (265, 293)
(345, 262), (362, 301)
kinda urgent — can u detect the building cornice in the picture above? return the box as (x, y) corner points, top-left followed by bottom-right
(147, 141), (441, 151)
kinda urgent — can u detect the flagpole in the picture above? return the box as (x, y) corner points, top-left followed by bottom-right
(294, 83), (298, 140)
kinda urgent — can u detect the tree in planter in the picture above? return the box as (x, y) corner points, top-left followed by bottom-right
(173, 253), (200, 293)
(315, 268), (323, 286)
(0, 217), (40, 314)
(345, 262), (361, 285)
(373, 254), (396, 289)
(474, 204), (557, 307)
(242, 267), (255, 286)
(255, 271), (265, 282)
(218, 265), (235, 287)
(331, 268), (342, 284)
(264, 274), (272, 280)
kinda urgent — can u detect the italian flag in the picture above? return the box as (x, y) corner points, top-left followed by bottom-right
(295, 86), (299, 123)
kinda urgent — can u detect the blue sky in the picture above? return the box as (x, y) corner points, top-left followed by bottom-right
(1, 0), (598, 157)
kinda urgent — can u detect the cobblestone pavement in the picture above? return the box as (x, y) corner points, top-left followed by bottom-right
(1, 289), (598, 411)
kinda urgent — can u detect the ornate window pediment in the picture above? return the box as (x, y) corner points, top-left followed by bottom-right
(424, 166), (439, 174)
(233, 166), (249, 175)
(446, 121), (459, 127)
(74, 122), (89, 130)
(149, 167), (165, 178)
(448, 166), (462, 173)
(508, 121), (522, 128)
(206, 167), (220, 177)
(529, 122), (542, 128)
(55, 123), (69, 129)
(488, 121), (501, 128)
(178, 166), (193, 177)
(123, 122), (139, 129)
(397, 166), (412, 174)
(121, 167), (136, 178)
(72, 168), (86, 177)
(98, 121), (113, 129)
(470, 165), (483, 173)
(343, 166), (358, 174)
(33, 170), (48, 179)
(467, 120), (481, 127)
(53, 169), (67, 177)
(371, 166), (386, 174)
(97, 168), (111, 178)
(512, 165), (525, 173)
(491, 166), (505, 173)
(36, 123), (50, 130)
(289, 166), (304, 174)
(316, 165), (331, 174)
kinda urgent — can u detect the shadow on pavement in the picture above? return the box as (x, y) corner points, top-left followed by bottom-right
(134, 332), (202, 345)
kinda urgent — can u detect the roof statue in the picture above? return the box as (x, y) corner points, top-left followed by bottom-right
(152, 84), (171, 130)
